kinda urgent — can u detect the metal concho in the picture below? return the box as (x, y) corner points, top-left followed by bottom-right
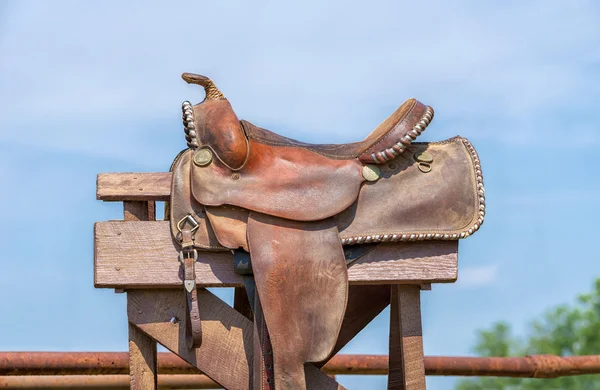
(193, 148), (213, 167)
(362, 164), (381, 182)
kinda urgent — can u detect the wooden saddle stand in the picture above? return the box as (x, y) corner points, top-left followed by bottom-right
(94, 73), (485, 389)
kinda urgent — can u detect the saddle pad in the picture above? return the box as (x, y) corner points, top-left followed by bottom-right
(335, 136), (485, 244)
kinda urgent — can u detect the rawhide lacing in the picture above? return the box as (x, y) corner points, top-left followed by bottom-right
(371, 106), (434, 163)
(181, 101), (198, 149)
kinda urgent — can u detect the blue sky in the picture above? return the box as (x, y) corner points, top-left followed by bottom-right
(0, 1), (599, 389)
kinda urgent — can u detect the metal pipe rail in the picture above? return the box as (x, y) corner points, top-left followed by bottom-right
(0, 375), (218, 389)
(2, 352), (600, 379)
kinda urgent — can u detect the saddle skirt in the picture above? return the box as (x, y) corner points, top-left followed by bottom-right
(169, 73), (485, 390)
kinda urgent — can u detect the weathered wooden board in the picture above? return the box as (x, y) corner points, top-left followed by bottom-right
(94, 221), (458, 288)
(97, 173), (171, 201)
(128, 289), (343, 390)
(123, 201), (159, 390)
(388, 285), (426, 390)
(129, 323), (158, 389)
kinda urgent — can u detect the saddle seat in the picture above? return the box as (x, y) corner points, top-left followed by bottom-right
(242, 97), (434, 164)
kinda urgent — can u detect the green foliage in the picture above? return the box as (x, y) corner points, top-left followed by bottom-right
(455, 279), (600, 390)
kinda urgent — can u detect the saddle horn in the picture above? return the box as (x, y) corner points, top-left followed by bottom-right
(182, 73), (225, 100)
(181, 73), (249, 170)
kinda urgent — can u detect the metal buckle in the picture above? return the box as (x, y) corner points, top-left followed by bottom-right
(177, 214), (200, 234)
(179, 248), (198, 263)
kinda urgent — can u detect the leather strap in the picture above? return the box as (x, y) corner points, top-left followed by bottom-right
(183, 255), (202, 349)
(181, 229), (202, 349)
(250, 284), (275, 390)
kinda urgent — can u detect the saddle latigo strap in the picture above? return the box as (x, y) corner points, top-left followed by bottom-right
(177, 218), (202, 349)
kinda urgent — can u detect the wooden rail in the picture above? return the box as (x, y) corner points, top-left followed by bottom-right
(94, 173), (459, 289)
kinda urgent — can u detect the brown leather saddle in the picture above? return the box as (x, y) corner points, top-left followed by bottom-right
(168, 73), (485, 389)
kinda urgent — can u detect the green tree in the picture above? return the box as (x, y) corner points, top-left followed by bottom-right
(456, 279), (600, 389)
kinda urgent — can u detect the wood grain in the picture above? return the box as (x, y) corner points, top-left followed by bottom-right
(94, 221), (458, 288)
(127, 289), (250, 390)
(123, 201), (159, 389)
(129, 323), (158, 389)
(388, 285), (426, 390)
(97, 173), (171, 201)
(124, 201), (156, 221)
(127, 289), (342, 390)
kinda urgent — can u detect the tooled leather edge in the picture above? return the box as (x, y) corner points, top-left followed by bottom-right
(340, 137), (485, 245)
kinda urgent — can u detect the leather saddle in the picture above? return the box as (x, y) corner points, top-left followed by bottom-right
(168, 73), (485, 389)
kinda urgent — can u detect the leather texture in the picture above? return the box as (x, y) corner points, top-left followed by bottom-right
(169, 73), (485, 390)
(190, 139), (364, 221)
(242, 99), (427, 164)
(169, 150), (226, 251)
(204, 205), (249, 251)
(248, 213), (348, 390)
(183, 255), (202, 349)
(191, 99), (249, 170)
(336, 138), (481, 240)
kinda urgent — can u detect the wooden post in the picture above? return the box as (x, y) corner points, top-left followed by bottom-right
(388, 285), (426, 390)
(129, 323), (158, 389)
(124, 201), (158, 390)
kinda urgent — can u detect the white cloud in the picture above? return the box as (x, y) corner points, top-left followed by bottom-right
(457, 264), (499, 288)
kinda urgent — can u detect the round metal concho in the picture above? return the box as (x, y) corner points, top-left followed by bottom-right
(413, 151), (434, 163)
(193, 148), (213, 167)
(362, 164), (381, 182)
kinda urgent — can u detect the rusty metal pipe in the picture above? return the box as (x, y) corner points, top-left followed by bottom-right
(424, 355), (600, 378)
(0, 375), (219, 389)
(0, 353), (383, 376)
(2, 352), (600, 378)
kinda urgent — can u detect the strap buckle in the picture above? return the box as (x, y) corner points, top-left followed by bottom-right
(177, 214), (200, 235)
(177, 214), (199, 247)
(179, 248), (198, 263)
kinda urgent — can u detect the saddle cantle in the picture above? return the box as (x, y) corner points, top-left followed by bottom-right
(169, 73), (485, 389)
